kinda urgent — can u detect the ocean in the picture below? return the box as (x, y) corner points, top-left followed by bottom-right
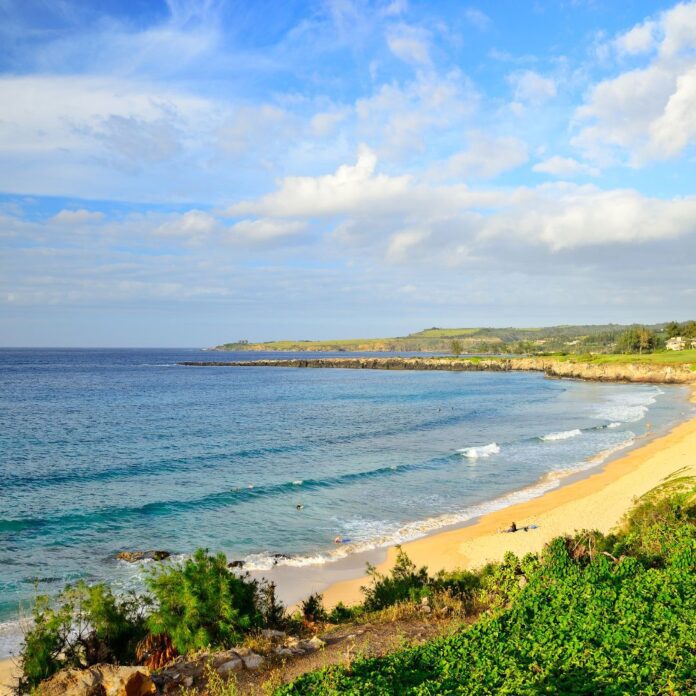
(0, 348), (693, 657)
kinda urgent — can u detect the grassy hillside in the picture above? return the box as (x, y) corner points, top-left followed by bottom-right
(215, 323), (677, 355)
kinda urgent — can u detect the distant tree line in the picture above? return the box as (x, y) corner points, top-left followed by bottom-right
(665, 320), (696, 339)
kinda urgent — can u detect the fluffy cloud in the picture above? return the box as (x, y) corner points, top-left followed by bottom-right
(52, 209), (105, 224)
(386, 24), (431, 65)
(482, 184), (696, 251)
(613, 20), (657, 56)
(508, 70), (557, 104)
(226, 219), (307, 243)
(227, 146), (413, 218)
(532, 156), (599, 178)
(154, 210), (219, 244)
(354, 70), (479, 156)
(575, 1), (696, 164)
(226, 146), (696, 260)
(435, 132), (528, 180)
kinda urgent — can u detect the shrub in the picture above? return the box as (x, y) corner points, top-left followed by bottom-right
(18, 582), (147, 693)
(327, 602), (361, 624)
(361, 546), (430, 612)
(279, 488), (696, 695)
(256, 580), (286, 630)
(146, 549), (260, 654)
(300, 593), (327, 623)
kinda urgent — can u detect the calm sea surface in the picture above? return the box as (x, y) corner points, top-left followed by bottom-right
(0, 348), (693, 655)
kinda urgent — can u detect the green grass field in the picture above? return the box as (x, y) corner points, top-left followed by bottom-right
(553, 349), (696, 367)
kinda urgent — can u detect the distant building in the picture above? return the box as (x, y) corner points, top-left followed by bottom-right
(666, 336), (686, 350)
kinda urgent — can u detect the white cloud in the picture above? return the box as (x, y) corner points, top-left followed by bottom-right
(0, 75), (213, 158)
(613, 20), (657, 56)
(52, 209), (105, 224)
(575, 1), (696, 164)
(227, 218), (307, 243)
(217, 105), (292, 156)
(649, 66), (696, 157)
(386, 24), (431, 65)
(532, 156), (599, 178)
(482, 184), (696, 251)
(310, 109), (348, 137)
(224, 146), (696, 261)
(508, 70), (556, 104)
(464, 8), (491, 31)
(355, 70), (479, 156)
(154, 210), (219, 243)
(436, 132), (528, 180)
(386, 228), (430, 262)
(227, 145), (413, 218)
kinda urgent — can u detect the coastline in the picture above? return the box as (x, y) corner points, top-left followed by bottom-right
(2, 389), (694, 695)
(319, 387), (696, 608)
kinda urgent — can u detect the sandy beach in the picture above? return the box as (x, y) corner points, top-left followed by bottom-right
(2, 390), (694, 695)
(322, 388), (696, 607)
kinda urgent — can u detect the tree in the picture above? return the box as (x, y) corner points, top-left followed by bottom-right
(450, 339), (464, 357)
(665, 321), (681, 338)
(617, 327), (656, 354)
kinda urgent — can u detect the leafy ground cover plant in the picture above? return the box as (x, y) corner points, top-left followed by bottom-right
(278, 483), (696, 695)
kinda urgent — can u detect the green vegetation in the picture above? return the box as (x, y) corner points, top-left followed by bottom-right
(18, 583), (148, 693)
(18, 480), (696, 694)
(146, 549), (260, 654)
(216, 321), (695, 356)
(552, 348), (696, 366)
(616, 325), (657, 354)
(279, 479), (696, 695)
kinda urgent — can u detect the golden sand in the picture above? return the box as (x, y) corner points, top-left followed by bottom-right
(323, 389), (696, 607)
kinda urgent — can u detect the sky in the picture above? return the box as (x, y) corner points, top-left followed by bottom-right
(0, 0), (695, 347)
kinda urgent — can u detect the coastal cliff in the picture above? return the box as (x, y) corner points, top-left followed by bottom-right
(179, 357), (696, 385)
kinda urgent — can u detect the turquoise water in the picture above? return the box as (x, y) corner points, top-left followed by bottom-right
(0, 348), (692, 655)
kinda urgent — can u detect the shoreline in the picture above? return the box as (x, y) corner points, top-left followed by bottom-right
(2, 390), (694, 695)
(241, 386), (693, 608)
(179, 356), (696, 385)
(318, 387), (696, 608)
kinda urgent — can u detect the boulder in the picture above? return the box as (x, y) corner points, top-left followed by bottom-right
(117, 551), (170, 563)
(307, 636), (326, 650)
(216, 658), (242, 675)
(261, 629), (286, 640)
(241, 653), (264, 670)
(227, 560), (245, 568)
(37, 664), (155, 696)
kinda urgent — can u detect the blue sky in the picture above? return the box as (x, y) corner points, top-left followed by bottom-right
(0, 0), (695, 346)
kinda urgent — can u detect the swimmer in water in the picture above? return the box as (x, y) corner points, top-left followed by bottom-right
(296, 504), (304, 510)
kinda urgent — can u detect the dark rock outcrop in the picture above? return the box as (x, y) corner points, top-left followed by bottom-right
(178, 357), (696, 385)
(116, 550), (170, 563)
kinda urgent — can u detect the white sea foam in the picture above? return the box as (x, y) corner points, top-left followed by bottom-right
(240, 436), (637, 574)
(607, 422), (622, 429)
(458, 443), (500, 458)
(292, 480), (303, 485)
(593, 386), (660, 424)
(0, 619), (25, 659)
(540, 429), (582, 441)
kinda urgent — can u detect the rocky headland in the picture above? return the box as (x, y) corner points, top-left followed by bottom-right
(179, 356), (696, 385)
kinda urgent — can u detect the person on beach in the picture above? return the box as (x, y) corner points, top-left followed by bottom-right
(505, 522), (517, 533)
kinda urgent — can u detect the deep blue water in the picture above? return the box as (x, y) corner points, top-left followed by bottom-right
(0, 348), (692, 655)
